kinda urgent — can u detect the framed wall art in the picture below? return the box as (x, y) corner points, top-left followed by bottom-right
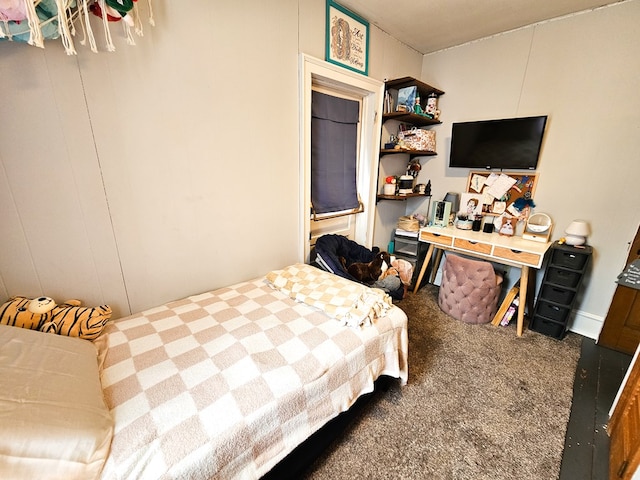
(325, 0), (369, 75)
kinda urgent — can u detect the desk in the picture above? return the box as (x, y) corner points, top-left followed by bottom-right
(413, 225), (551, 336)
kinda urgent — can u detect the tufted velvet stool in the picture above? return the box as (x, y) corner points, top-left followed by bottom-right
(438, 254), (504, 324)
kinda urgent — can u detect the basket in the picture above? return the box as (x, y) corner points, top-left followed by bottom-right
(397, 216), (420, 231)
(398, 127), (436, 152)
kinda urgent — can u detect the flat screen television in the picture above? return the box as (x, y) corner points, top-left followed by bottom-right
(449, 116), (548, 170)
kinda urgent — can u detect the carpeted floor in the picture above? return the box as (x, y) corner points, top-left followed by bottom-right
(303, 285), (583, 480)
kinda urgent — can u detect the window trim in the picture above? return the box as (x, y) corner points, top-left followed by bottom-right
(299, 54), (384, 262)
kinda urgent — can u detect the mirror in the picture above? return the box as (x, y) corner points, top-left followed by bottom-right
(523, 213), (553, 242)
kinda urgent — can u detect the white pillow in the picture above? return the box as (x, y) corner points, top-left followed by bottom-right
(0, 324), (113, 480)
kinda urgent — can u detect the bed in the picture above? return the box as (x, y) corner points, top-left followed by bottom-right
(0, 264), (408, 479)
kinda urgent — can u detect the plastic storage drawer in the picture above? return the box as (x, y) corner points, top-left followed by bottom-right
(547, 267), (581, 288)
(530, 316), (565, 339)
(551, 249), (589, 270)
(394, 236), (419, 257)
(540, 284), (575, 305)
(536, 300), (571, 323)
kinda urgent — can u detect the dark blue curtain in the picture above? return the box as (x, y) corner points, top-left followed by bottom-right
(311, 91), (360, 215)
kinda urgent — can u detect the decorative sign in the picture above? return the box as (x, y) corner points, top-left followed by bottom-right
(326, 1), (369, 75)
(617, 259), (640, 290)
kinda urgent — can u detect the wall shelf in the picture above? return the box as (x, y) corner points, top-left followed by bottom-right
(382, 112), (441, 127)
(377, 193), (431, 202)
(380, 148), (437, 157)
(384, 76), (445, 96)
(377, 76), (444, 203)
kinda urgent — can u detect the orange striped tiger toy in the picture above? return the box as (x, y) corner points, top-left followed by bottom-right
(0, 296), (112, 340)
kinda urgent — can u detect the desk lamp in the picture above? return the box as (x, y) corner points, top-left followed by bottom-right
(564, 220), (590, 246)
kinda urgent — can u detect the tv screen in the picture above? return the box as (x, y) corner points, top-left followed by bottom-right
(449, 116), (548, 170)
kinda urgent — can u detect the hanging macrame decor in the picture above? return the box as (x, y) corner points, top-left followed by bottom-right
(0, 0), (155, 54)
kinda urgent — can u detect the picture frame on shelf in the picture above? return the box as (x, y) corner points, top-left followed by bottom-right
(325, 0), (369, 75)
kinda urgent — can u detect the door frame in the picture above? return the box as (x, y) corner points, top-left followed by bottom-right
(298, 54), (384, 262)
(598, 224), (640, 353)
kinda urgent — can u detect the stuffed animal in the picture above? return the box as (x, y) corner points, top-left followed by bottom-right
(0, 296), (112, 340)
(0, 296), (56, 330)
(378, 257), (414, 297)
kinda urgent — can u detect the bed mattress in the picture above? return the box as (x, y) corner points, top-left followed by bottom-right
(97, 275), (408, 479)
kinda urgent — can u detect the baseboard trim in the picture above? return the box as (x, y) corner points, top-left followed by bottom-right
(568, 309), (603, 340)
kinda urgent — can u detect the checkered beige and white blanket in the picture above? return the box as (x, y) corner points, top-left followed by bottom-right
(266, 263), (393, 327)
(98, 274), (408, 479)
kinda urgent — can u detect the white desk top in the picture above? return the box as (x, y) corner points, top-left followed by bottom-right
(419, 225), (551, 256)
(418, 225), (552, 269)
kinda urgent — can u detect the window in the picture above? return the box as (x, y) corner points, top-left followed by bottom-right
(311, 91), (362, 217)
(299, 54), (384, 262)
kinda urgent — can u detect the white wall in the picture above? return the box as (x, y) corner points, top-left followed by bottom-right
(0, 0), (422, 317)
(419, 1), (640, 338)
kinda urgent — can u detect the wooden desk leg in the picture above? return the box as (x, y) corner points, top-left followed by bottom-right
(413, 243), (435, 294)
(492, 284), (519, 327)
(517, 265), (530, 337)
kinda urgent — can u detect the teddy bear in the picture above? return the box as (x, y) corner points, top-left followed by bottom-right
(0, 296), (112, 340)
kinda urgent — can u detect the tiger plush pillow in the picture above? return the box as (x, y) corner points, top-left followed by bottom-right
(0, 296), (54, 330)
(0, 296), (112, 340)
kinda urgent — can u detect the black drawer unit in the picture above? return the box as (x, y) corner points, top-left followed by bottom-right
(530, 241), (592, 340)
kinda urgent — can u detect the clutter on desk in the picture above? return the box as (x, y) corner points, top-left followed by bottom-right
(454, 213), (472, 230)
(430, 200), (451, 227)
(443, 192), (460, 213)
(412, 213), (428, 227)
(496, 214), (516, 237)
(460, 192), (483, 217)
(523, 212), (553, 243)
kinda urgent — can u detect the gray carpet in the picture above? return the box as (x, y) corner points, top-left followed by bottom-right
(303, 285), (583, 480)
